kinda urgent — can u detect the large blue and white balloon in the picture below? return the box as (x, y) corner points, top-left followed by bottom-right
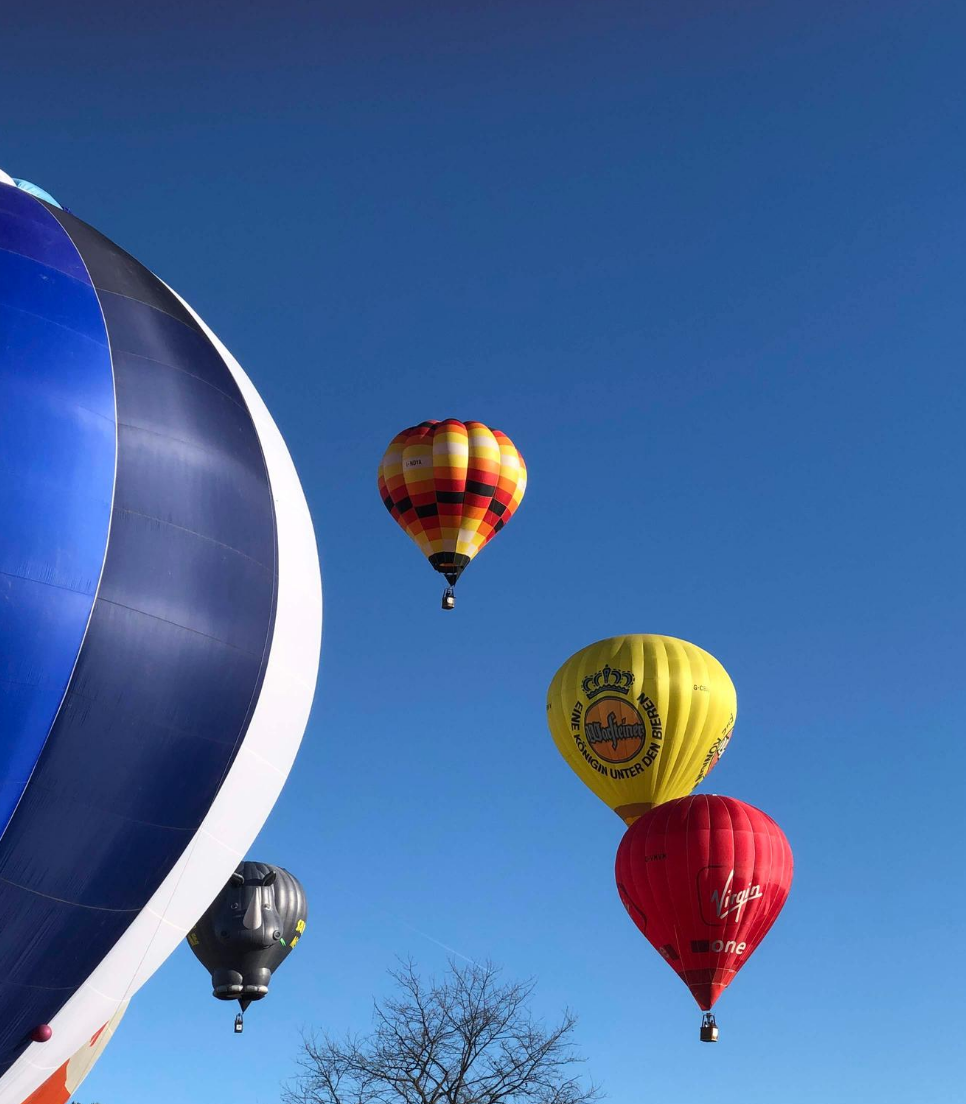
(0, 172), (322, 1103)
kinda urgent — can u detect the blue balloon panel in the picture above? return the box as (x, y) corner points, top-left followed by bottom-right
(0, 185), (84, 277)
(0, 195), (278, 1069)
(0, 191), (115, 836)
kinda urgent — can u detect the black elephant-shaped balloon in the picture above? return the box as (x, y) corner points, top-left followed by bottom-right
(187, 861), (307, 1031)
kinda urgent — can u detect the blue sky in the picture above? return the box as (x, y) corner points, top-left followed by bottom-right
(4, 2), (965, 1101)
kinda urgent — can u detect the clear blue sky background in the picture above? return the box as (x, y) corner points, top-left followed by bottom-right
(4, 2), (964, 1102)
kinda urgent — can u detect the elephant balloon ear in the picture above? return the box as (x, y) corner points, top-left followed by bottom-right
(261, 870), (277, 887)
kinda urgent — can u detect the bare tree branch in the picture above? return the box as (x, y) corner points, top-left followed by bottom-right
(283, 960), (600, 1104)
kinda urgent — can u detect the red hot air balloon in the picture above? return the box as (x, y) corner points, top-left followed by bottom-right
(615, 794), (793, 1041)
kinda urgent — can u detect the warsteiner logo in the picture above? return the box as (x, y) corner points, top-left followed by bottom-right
(568, 672), (664, 778)
(584, 697), (646, 763)
(698, 867), (763, 926)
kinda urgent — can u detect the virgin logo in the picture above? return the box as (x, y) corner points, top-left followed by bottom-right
(698, 867), (763, 925)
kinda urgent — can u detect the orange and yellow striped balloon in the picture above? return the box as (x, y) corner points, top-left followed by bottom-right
(378, 419), (526, 588)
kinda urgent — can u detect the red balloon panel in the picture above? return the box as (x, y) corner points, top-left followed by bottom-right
(615, 794), (793, 1010)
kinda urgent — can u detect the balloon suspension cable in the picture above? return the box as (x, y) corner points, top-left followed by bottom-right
(700, 1012), (719, 1043)
(441, 585), (455, 611)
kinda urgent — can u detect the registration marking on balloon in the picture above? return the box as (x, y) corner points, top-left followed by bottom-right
(569, 667), (664, 778)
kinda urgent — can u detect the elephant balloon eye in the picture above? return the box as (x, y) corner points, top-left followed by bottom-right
(231, 903), (240, 910)
(273, 930), (281, 941)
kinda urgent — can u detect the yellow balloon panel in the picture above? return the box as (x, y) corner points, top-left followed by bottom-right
(547, 635), (737, 825)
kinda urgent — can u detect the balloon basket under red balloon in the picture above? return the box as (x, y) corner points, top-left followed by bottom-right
(700, 1013), (719, 1043)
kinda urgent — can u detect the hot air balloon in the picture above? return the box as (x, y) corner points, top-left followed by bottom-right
(16, 1005), (127, 1104)
(547, 635), (736, 825)
(188, 862), (308, 1033)
(0, 174), (322, 1104)
(615, 794), (793, 1040)
(377, 419), (526, 609)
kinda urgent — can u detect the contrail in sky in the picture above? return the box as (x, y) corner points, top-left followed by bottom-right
(401, 921), (479, 965)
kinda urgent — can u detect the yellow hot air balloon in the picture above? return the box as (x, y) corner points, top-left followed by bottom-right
(547, 635), (736, 825)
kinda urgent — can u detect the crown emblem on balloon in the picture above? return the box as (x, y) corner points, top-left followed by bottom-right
(582, 666), (635, 698)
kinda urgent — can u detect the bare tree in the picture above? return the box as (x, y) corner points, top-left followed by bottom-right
(283, 960), (600, 1104)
